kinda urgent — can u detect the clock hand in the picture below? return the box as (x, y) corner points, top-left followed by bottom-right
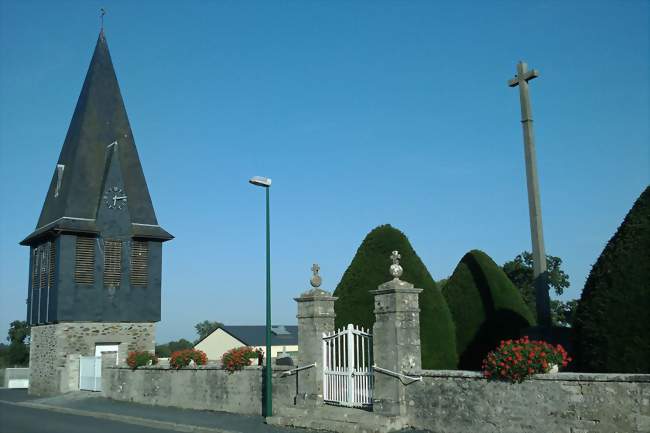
(113, 195), (117, 206)
(115, 196), (128, 200)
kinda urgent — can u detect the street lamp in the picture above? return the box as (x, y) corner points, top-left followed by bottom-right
(249, 175), (272, 417)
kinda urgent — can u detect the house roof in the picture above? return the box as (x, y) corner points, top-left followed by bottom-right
(21, 31), (172, 245)
(213, 325), (298, 347)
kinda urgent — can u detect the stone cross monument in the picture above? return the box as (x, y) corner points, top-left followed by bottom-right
(508, 61), (551, 328)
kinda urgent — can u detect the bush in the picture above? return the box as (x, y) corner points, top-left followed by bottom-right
(333, 224), (458, 369)
(126, 351), (158, 370)
(573, 187), (650, 373)
(221, 346), (262, 373)
(443, 250), (535, 370)
(169, 349), (207, 369)
(482, 336), (571, 383)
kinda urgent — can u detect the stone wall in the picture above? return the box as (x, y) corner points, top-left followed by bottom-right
(2, 368), (30, 387)
(101, 361), (649, 433)
(102, 364), (295, 416)
(405, 370), (650, 433)
(28, 323), (58, 395)
(29, 322), (155, 396)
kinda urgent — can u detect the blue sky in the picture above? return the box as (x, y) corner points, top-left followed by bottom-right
(1, 1), (648, 344)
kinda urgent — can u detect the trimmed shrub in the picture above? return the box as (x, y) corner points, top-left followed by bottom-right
(573, 187), (650, 373)
(443, 250), (535, 370)
(334, 224), (457, 369)
(126, 351), (158, 370)
(482, 336), (571, 383)
(170, 349), (207, 369)
(221, 346), (262, 373)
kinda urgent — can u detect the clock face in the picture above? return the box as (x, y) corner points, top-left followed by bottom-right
(103, 186), (128, 210)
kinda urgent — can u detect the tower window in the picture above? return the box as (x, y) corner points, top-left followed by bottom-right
(74, 236), (95, 284)
(130, 241), (148, 288)
(103, 240), (122, 288)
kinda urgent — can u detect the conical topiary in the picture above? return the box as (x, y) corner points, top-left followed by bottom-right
(573, 186), (650, 373)
(333, 224), (457, 369)
(443, 250), (535, 370)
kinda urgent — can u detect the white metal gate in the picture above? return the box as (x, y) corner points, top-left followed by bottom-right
(79, 356), (102, 391)
(323, 324), (373, 407)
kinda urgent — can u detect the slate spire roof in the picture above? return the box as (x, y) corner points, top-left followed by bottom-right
(21, 31), (172, 245)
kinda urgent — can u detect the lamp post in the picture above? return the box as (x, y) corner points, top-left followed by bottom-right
(249, 175), (272, 417)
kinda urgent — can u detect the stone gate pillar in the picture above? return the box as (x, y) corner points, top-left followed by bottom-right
(294, 264), (337, 406)
(371, 251), (422, 417)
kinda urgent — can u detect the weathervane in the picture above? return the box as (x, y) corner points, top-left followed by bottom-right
(389, 251), (403, 279)
(310, 263), (322, 288)
(100, 8), (106, 31)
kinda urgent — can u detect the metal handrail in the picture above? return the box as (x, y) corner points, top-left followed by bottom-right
(372, 365), (422, 384)
(280, 363), (317, 377)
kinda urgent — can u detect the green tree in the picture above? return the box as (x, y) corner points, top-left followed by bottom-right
(1, 321), (31, 367)
(443, 250), (535, 370)
(550, 299), (577, 327)
(334, 224), (457, 369)
(0, 344), (9, 368)
(436, 278), (449, 290)
(7, 320), (30, 344)
(502, 252), (570, 323)
(155, 338), (194, 358)
(6, 342), (29, 366)
(195, 320), (223, 343)
(573, 187), (650, 373)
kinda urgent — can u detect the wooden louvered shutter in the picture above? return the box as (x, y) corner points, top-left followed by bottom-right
(75, 236), (95, 284)
(48, 241), (56, 288)
(31, 249), (39, 289)
(103, 240), (122, 288)
(39, 245), (47, 289)
(130, 241), (148, 288)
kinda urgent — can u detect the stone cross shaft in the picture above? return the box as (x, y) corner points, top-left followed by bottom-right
(509, 61), (551, 328)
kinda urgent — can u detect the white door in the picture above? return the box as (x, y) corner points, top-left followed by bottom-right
(79, 356), (102, 391)
(95, 343), (119, 364)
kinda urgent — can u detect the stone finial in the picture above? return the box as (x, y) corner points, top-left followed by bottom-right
(297, 263), (336, 300)
(310, 263), (322, 288)
(389, 250), (403, 279)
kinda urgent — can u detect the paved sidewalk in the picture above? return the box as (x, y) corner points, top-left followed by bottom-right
(0, 389), (320, 433)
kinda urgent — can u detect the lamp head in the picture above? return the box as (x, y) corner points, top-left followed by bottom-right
(249, 176), (272, 187)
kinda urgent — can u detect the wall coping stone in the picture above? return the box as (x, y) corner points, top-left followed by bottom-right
(107, 364), (293, 372)
(412, 369), (650, 383)
(370, 278), (423, 295)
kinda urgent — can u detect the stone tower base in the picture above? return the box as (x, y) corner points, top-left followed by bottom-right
(29, 322), (155, 396)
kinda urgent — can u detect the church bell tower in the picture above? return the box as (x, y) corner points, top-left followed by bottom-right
(20, 31), (173, 395)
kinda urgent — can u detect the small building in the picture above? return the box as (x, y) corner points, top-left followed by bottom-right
(194, 325), (298, 361)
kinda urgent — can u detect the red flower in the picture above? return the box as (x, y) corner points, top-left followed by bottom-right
(482, 339), (572, 383)
(170, 349), (208, 369)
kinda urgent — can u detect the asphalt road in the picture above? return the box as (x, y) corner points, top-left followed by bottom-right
(0, 390), (431, 433)
(0, 401), (182, 433)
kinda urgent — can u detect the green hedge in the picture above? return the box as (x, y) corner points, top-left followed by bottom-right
(443, 250), (534, 370)
(573, 187), (650, 373)
(333, 224), (457, 369)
